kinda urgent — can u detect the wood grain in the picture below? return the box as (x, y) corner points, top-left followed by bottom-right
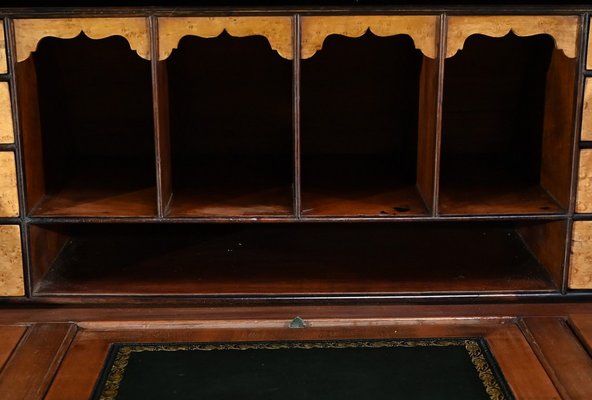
(439, 184), (563, 215)
(582, 79), (592, 141)
(0, 225), (24, 297)
(33, 223), (555, 296)
(158, 16), (293, 60)
(0, 152), (18, 217)
(15, 57), (45, 212)
(0, 304), (591, 325)
(301, 184), (428, 217)
(170, 184), (293, 217)
(28, 224), (68, 293)
(577, 149), (592, 213)
(523, 318), (592, 400)
(0, 83), (14, 144)
(569, 314), (592, 354)
(569, 221), (592, 289)
(0, 23), (7, 74)
(540, 47), (577, 209)
(446, 15), (579, 59)
(416, 57), (439, 212)
(0, 323), (76, 400)
(31, 186), (157, 217)
(13, 18), (151, 62)
(152, 14), (172, 216)
(518, 220), (566, 288)
(301, 15), (438, 59)
(486, 324), (561, 399)
(0, 325), (27, 371)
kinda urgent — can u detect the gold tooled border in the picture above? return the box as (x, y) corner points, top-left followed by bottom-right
(98, 339), (508, 400)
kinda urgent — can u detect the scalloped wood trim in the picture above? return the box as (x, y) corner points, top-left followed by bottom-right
(14, 18), (151, 62)
(577, 149), (592, 213)
(584, 79), (592, 141)
(0, 225), (23, 297)
(0, 24), (7, 74)
(158, 17), (293, 61)
(0, 83), (13, 144)
(0, 152), (18, 217)
(301, 16), (438, 59)
(446, 16), (579, 59)
(570, 221), (592, 289)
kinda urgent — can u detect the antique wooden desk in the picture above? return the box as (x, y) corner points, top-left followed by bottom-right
(1, 5), (592, 399)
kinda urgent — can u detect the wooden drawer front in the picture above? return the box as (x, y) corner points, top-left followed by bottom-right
(0, 225), (24, 296)
(570, 221), (592, 289)
(583, 79), (592, 141)
(0, 23), (6, 75)
(0, 152), (18, 217)
(0, 82), (14, 144)
(577, 149), (592, 213)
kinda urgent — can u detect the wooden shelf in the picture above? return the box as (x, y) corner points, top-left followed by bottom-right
(302, 184), (427, 217)
(32, 222), (558, 296)
(163, 33), (293, 217)
(440, 32), (575, 215)
(439, 156), (563, 215)
(301, 32), (434, 216)
(17, 34), (156, 217)
(3, 13), (584, 302)
(169, 184), (293, 217)
(31, 164), (157, 217)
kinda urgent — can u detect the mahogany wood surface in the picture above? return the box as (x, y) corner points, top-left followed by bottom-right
(301, 182), (428, 217)
(569, 314), (592, 353)
(44, 320), (554, 400)
(31, 222), (556, 296)
(0, 312), (591, 399)
(0, 325), (27, 371)
(169, 183), (294, 217)
(518, 220), (567, 288)
(540, 47), (578, 210)
(416, 55), (439, 214)
(522, 317), (592, 400)
(0, 323), (76, 400)
(440, 33), (574, 215)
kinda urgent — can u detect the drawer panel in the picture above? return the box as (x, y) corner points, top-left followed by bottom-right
(0, 23), (6, 74)
(570, 221), (592, 289)
(0, 82), (14, 144)
(0, 152), (18, 217)
(583, 79), (592, 141)
(577, 149), (592, 212)
(0, 225), (24, 296)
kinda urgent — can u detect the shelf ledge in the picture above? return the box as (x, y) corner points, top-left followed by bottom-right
(14, 18), (151, 62)
(301, 15), (439, 59)
(158, 16), (294, 61)
(446, 15), (579, 59)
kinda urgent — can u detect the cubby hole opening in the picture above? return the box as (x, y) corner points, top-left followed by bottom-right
(30, 220), (563, 296)
(164, 33), (294, 217)
(301, 32), (435, 217)
(440, 33), (576, 215)
(17, 34), (156, 217)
